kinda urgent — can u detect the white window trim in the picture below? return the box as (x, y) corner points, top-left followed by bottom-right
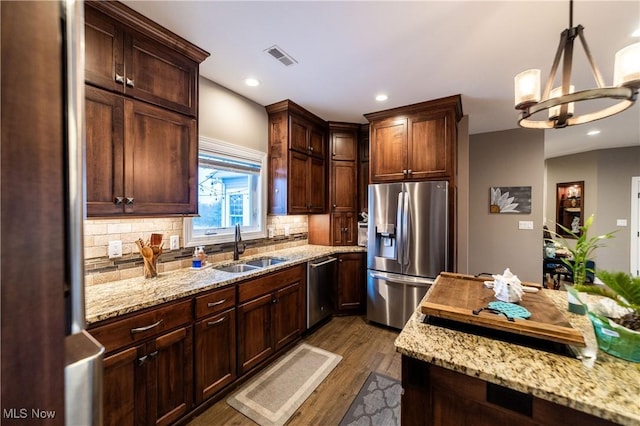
(183, 136), (267, 247)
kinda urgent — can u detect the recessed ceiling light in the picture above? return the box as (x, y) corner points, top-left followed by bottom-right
(587, 129), (601, 136)
(244, 78), (260, 87)
(375, 94), (388, 102)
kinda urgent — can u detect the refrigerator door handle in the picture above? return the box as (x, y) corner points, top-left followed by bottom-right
(369, 271), (434, 287)
(396, 191), (404, 254)
(402, 190), (410, 266)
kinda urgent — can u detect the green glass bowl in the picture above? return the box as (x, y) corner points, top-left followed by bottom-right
(588, 312), (640, 363)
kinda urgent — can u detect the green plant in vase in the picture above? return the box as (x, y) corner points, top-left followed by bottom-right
(555, 214), (615, 287)
(574, 271), (640, 331)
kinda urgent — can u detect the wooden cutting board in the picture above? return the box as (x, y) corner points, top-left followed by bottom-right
(420, 272), (585, 347)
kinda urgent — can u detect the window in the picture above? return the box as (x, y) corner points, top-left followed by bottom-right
(184, 136), (267, 247)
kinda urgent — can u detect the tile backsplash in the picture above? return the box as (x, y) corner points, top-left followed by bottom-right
(84, 215), (308, 285)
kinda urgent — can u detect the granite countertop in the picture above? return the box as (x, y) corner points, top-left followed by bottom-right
(85, 244), (365, 325)
(395, 288), (640, 425)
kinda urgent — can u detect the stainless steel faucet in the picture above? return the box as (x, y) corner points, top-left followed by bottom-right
(233, 224), (245, 260)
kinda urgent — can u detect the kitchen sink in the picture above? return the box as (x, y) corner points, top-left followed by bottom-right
(215, 263), (262, 273)
(245, 257), (287, 268)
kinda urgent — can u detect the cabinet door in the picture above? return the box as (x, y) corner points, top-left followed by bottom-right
(126, 32), (198, 116)
(407, 111), (451, 179)
(370, 118), (407, 182)
(337, 253), (365, 313)
(237, 293), (274, 374)
(273, 282), (304, 350)
(331, 213), (356, 246)
(102, 346), (145, 426)
(288, 151), (311, 213)
(195, 308), (237, 404)
(331, 131), (357, 161)
(84, 7), (125, 93)
(331, 161), (356, 211)
(289, 115), (309, 153)
(85, 86), (125, 215)
(308, 124), (325, 159)
(309, 156), (326, 213)
(124, 99), (197, 215)
(149, 326), (193, 426)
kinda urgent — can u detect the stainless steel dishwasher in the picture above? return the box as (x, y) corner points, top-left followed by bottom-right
(307, 257), (337, 328)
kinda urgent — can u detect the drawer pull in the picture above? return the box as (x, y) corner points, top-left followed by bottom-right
(115, 73), (125, 84)
(130, 319), (163, 334)
(125, 77), (135, 88)
(148, 350), (158, 358)
(138, 355), (148, 366)
(207, 317), (226, 327)
(207, 299), (226, 308)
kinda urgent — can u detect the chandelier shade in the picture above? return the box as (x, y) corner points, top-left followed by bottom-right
(514, 1), (639, 129)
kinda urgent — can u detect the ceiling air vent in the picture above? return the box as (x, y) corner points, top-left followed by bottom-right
(265, 45), (297, 66)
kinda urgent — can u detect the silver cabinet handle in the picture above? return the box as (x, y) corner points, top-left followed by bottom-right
(207, 317), (226, 327)
(407, 169), (413, 174)
(130, 319), (163, 334)
(125, 197), (134, 205)
(332, 204), (337, 208)
(207, 299), (226, 308)
(114, 196), (124, 205)
(115, 73), (125, 84)
(126, 77), (135, 88)
(138, 355), (148, 366)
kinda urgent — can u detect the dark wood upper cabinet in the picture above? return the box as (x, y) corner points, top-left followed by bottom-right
(266, 100), (328, 215)
(84, 1), (208, 217)
(365, 95), (462, 183)
(86, 87), (197, 216)
(85, 2), (207, 117)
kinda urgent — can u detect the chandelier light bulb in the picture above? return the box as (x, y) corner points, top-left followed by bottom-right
(614, 42), (640, 88)
(514, 69), (541, 108)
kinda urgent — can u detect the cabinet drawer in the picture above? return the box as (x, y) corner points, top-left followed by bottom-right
(89, 299), (192, 354)
(238, 264), (305, 303)
(195, 286), (236, 319)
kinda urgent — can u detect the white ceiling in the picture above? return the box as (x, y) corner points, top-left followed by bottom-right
(122, 0), (640, 159)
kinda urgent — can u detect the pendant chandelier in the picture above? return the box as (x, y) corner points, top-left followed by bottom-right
(514, 0), (639, 129)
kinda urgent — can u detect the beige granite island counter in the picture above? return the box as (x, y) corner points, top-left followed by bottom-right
(395, 289), (640, 426)
(85, 244), (364, 324)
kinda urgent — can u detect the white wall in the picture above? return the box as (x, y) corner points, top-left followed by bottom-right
(198, 77), (268, 152)
(469, 128), (545, 282)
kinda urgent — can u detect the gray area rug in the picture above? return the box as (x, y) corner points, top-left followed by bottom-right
(227, 343), (342, 426)
(339, 372), (402, 426)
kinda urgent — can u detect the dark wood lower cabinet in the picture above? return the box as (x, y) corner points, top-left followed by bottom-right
(96, 263), (308, 424)
(103, 346), (141, 426)
(151, 326), (193, 426)
(195, 308), (237, 404)
(101, 326), (193, 426)
(237, 293), (275, 375)
(237, 265), (306, 375)
(401, 355), (617, 426)
(336, 253), (365, 314)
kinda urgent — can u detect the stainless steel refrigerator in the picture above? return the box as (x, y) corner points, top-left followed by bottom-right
(367, 181), (448, 329)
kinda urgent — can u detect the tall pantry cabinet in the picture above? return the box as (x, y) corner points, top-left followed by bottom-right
(308, 122), (359, 245)
(84, 1), (209, 217)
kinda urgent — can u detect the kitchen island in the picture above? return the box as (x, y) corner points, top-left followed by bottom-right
(395, 289), (640, 425)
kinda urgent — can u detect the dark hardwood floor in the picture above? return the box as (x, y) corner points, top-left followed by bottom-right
(187, 315), (401, 425)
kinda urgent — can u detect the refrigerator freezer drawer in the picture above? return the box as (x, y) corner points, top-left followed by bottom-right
(366, 270), (433, 329)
